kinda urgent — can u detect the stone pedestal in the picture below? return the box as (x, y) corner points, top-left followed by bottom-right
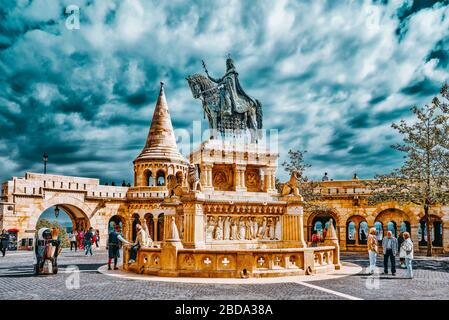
(181, 192), (206, 249)
(280, 196), (306, 248)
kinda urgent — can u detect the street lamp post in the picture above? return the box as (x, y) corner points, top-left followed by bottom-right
(43, 152), (48, 174)
(54, 206), (60, 219)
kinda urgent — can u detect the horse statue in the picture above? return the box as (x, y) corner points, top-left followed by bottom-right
(186, 56), (263, 142)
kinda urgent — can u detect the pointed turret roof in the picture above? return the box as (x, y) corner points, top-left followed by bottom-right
(134, 82), (188, 164)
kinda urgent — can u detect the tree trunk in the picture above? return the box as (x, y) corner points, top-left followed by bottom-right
(425, 205), (432, 257)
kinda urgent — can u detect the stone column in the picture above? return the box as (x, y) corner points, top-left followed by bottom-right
(201, 163), (214, 191)
(339, 225), (347, 251)
(264, 168), (277, 193)
(181, 192), (206, 249)
(235, 165), (247, 192)
(127, 218), (134, 241)
(443, 224), (449, 253)
(153, 217), (158, 241)
(152, 171), (157, 187)
(271, 171), (276, 191)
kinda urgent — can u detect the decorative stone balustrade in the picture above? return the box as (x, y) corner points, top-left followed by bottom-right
(123, 245), (339, 278)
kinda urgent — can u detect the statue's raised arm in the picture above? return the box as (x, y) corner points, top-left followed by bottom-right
(202, 60), (223, 84)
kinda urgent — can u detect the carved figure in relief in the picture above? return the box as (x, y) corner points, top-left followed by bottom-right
(223, 216), (231, 240)
(268, 217), (275, 240)
(252, 217), (258, 239)
(206, 216), (216, 241)
(215, 216), (224, 240)
(230, 218), (238, 240)
(245, 218), (253, 240)
(258, 217), (267, 239)
(275, 216), (282, 240)
(238, 217), (246, 240)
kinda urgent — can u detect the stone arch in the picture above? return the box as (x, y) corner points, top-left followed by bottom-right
(144, 213), (155, 240)
(131, 213), (140, 242)
(157, 213), (165, 241)
(156, 169), (166, 186)
(371, 202), (416, 224)
(418, 214), (443, 247)
(345, 215), (368, 246)
(306, 209), (340, 242)
(32, 195), (93, 233)
(374, 208), (411, 238)
(144, 169), (154, 187)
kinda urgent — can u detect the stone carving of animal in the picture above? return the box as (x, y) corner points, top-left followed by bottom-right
(281, 171), (301, 196)
(188, 164), (202, 192)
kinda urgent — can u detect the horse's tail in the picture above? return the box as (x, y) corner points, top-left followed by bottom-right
(255, 99), (263, 129)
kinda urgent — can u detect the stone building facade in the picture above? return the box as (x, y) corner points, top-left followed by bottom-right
(0, 82), (447, 262)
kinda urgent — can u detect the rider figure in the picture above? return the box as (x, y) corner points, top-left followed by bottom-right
(203, 56), (239, 116)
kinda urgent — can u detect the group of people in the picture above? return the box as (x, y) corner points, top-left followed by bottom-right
(106, 219), (153, 270)
(367, 228), (414, 278)
(68, 228), (100, 256)
(311, 228), (327, 246)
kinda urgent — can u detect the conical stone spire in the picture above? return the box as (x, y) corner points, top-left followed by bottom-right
(135, 82), (188, 164)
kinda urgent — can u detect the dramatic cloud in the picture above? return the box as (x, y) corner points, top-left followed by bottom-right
(1, 0), (449, 184)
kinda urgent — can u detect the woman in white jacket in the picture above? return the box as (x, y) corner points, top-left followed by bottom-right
(400, 232), (414, 279)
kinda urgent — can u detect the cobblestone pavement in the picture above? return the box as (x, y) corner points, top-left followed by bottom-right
(0, 249), (448, 300)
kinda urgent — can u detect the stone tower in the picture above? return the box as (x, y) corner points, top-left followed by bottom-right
(133, 82), (189, 189)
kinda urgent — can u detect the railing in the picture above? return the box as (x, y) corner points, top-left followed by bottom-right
(123, 245), (339, 278)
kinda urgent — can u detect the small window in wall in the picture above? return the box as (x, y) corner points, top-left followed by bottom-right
(374, 221), (383, 242)
(359, 221), (368, 244)
(157, 170), (165, 186)
(146, 171), (153, 186)
(347, 221), (356, 243)
(387, 221), (397, 237)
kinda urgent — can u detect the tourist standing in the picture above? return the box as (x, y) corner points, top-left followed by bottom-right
(69, 229), (78, 252)
(311, 231), (319, 247)
(108, 224), (130, 270)
(95, 230), (100, 248)
(397, 232), (406, 268)
(0, 229), (9, 257)
(401, 232), (414, 279)
(78, 229), (85, 250)
(382, 231), (398, 276)
(367, 227), (378, 274)
(84, 227), (94, 256)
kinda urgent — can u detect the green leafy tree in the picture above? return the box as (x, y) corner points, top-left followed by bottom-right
(367, 84), (449, 256)
(36, 219), (70, 248)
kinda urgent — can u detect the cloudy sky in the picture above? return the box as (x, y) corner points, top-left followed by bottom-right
(1, 0), (449, 184)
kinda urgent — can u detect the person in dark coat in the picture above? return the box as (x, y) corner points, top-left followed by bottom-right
(0, 229), (9, 257)
(397, 232), (405, 268)
(107, 224), (130, 270)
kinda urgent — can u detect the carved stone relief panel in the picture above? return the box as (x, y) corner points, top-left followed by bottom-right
(205, 215), (282, 242)
(212, 165), (234, 191)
